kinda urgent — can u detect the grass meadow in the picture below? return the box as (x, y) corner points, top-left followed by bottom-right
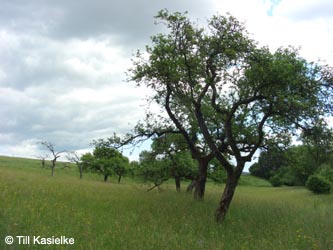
(0, 156), (333, 250)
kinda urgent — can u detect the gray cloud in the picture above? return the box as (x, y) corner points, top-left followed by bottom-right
(0, 0), (214, 44)
(0, 0), (216, 157)
(0, 82), (148, 151)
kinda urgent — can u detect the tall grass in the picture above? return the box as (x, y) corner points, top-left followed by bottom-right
(1, 156), (332, 249)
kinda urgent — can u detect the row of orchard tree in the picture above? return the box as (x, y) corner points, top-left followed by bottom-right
(39, 122), (333, 195)
(41, 123), (333, 195)
(38, 140), (131, 183)
(38, 135), (227, 193)
(80, 135), (226, 191)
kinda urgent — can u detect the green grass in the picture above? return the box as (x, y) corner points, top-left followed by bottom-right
(1, 156), (333, 249)
(239, 174), (273, 187)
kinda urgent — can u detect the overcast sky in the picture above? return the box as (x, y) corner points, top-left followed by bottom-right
(1, 0), (333, 161)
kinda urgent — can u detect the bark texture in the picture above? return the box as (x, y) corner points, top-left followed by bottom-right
(194, 159), (209, 200)
(215, 167), (243, 222)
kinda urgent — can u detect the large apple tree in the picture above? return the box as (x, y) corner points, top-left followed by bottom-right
(129, 10), (333, 222)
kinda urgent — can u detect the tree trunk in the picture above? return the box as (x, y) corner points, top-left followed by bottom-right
(186, 180), (196, 193)
(51, 160), (55, 176)
(118, 175), (122, 183)
(215, 167), (243, 223)
(77, 164), (83, 179)
(194, 159), (208, 200)
(194, 175), (206, 199)
(175, 176), (181, 192)
(104, 175), (108, 182)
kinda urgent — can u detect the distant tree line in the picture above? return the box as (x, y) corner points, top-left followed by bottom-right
(249, 120), (333, 193)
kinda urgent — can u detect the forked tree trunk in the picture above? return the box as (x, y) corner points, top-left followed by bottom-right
(194, 159), (208, 200)
(186, 180), (196, 193)
(215, 166), (243, 222)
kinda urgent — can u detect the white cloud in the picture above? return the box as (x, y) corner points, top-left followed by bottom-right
(274, 0), (333, 20)
(62, 38), (130, 83)
(213, 0), (270, 19)
(213, 0), (333, 65)
(270, 0), (333, 64)
(0, 139), (40, 158)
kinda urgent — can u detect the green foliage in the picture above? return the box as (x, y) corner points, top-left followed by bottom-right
(138, 148), (197, 190)
(249, 147), (287, 179)
(281, 146), (312, 185)
(301, 120), (333, 166)
(318, 164), (333, 183)
(256, 144), (333, 187)
(306, 175), (331, 194)
(269, 175), (283, 187)
(208, 167), (226, 183)
(136, 134), (198, 190)
(249, 162), (260, 177)
(208, 159), (227, 183)
(138, 155), (170, 188)
(81, 144), (129, 182)
(279, 166), (301, 186)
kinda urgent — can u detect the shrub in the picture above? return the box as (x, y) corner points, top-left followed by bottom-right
(306, 175), (331, 194)
(269, 175), (282, 187)
(318, 164), (333, 183)
(281, 173), (296, 186)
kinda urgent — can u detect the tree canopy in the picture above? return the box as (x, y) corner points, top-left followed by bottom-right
(137, 134), (198, 191)
(81, 141), (129, 183)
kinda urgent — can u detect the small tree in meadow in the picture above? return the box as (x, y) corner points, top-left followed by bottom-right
(36, 154), (49, 168)
(81, 142), (129, 183)
(67, 151), (84, 179)
(39, 141), (65, 176)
